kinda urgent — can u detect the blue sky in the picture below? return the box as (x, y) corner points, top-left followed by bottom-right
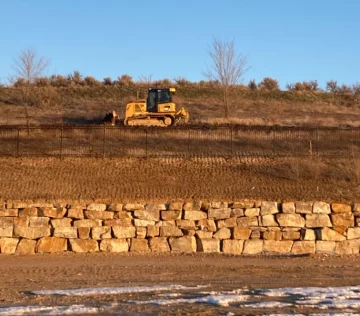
(0, 0), (359, 88)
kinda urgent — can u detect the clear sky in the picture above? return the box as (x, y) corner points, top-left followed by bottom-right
(0, 0), (359, 88)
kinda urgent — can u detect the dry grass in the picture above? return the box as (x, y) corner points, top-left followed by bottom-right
(0, 86), (359, 127)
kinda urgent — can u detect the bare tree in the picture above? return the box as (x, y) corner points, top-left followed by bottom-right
(138, 74), (153, 89)
(204, 37), (248, 118)
(12, 48), (50, 84)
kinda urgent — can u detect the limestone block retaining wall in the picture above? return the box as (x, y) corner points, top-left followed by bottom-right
(1, 200), (360, 255)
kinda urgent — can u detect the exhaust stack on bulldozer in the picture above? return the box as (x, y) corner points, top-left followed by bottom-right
(124, 87), (189, 126)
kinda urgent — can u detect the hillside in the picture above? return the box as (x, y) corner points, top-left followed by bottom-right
(0, 84), (359, 127)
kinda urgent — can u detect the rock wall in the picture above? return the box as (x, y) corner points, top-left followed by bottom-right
(1, 200), (360, 255)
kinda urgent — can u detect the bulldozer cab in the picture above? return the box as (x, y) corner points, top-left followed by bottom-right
(146, 88), (174, 112)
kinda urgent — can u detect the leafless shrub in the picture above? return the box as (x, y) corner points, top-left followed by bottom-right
(352, 82), (360, 95)
(84, 76), (101, 87)
(337, 84), (352, 94)
(138, 74), (153, 89)
(153, 78), (173, 87)
(103, 77), (113, 85)
(174, 77), (192, 86)
(35, 77), (51, 87)
(67, 71), (84, 86)
(50, 75), (68, 87)
(116, 74), (133, 86)
(258, 77), (279, 90)
(326, 80), (338, 93)
(13, 78), (27, 87)
(248, 79), (257, 90)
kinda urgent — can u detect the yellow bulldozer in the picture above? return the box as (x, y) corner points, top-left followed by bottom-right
(124, 87), (189, 126)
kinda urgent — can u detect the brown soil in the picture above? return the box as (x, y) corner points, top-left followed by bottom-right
(1, 253), (360, 314)
(0, 156), (359, 202)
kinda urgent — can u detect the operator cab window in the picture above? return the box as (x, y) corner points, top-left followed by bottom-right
(157, 89), (171, 104)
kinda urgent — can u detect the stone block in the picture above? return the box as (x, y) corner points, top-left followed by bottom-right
(0, 227), (13, 238)
(134, 210), (160, 221)
(37, 237), (67, 253)
(19, 208), (38, 217)
(260, 201), (278, 215)
(73, 219), (102, 228)
(317, 227), (346, 241)
(13, 217), (28, 228)
(313, 202), (331, 214)
(335, 240), (360, 255)
(302, 229), (316, 241)
(107, 203), (123, 212)
(91, 227), (112, 240)
(276, 214), (305, 227)
(347, 227), (360, 240)
(70, 239), (99, 253)
(250, 230), (261, 239)
(184, 211), (207, 220)
(213, 227), (231, 239)
(16, 239), (36, 254)
(244, 208), (260, 217)
(136, 227), (147, 238)
(167, 201), (183, 211)
(263, 230), (282, 241)
(134, 219), (155, 227)
(130, 239), (149, 252)
(230, 209), (244, 217)
(112, 226), (136, 239)
(196, 231), (213, 239)
(149, 237), (170, 252)
(84, 211), (114, 220)
(291, 241), (315, 254)
(9, 201), (33, 209)
(237, 217), (258, 227)
(331, 213), (354, 227)
(176, 220), (195, 229)
(29, 217), (49, 228)
(123, 203), (144, 211)
(39, 207), (67, 218)
(331, 203), (351, 213)
(147, 225), (159, 237)
(295, 201), (313, 214)
(316, 241), (335, 254)
(158, 220), (175, 227)
(78, 227), (91, 239)
(54, 227), (78, 239)
(231, 201), (254, 209)
(100, 239), (129, 252)
(196, 238), (220, 253)
(67, 209), (84, 219)
(86, 203), (107, 211)
(217, 217), (237, 228)
(197, 219), (217, 232)
(169, 236), (196, 253)
(261, 215), (278, 227)
(282, 202), (296, 214)
(282, 230), (301, 240)
(264, 240), (293, 253)
(160, 226), (183, 237)
(208, 208), (231, 220)
(243, 240), (263, 254)
(0, 209), (18, 217)
(104, 219), (132, 227)
(333, 225), (347, 235)
(222, 240), (244, 254)
(0, 238), (19, 254)
(211, 202), (228, 209)
(114, 211), (132, 219)
(14, 226), (50, 239)
(183, 201), (202, 211)
(145, 203), (167, 212)
(161, 210), (182, 221)
(0, 217), (14, 228)
(306, 214), (332, 228)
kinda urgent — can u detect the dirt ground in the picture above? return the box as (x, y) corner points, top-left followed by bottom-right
(1, 253), (360, 314)
(0, 156), (359, 202)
